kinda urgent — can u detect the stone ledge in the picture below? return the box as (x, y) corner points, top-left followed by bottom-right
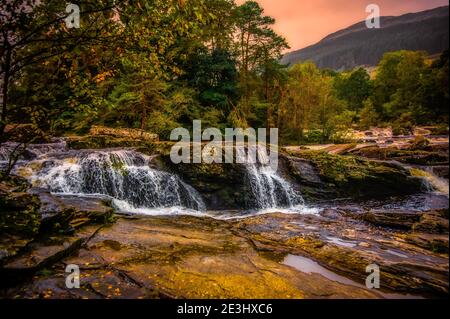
(90, 126), (159, 142)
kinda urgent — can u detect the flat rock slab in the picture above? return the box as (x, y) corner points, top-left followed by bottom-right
(2, 216), (381, 299)
(30, 190), (113, 219)
(28, 190), (114, 232)
(1, 210), (448, 299)
(235, 212), (449, 297)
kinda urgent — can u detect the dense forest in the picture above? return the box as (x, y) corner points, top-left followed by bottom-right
(1, 0), (449, 147)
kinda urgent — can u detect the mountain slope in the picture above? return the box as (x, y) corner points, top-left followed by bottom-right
(282, 6), (449, 70)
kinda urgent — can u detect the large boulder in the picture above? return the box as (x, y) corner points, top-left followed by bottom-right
(162, 157), (250, 210)
(349, 144), (449, 166)
(0, 178), (115, 268)
(30, 190), (116, 234)
(90, 126), (158, 142)
(285, 150), (424, 200)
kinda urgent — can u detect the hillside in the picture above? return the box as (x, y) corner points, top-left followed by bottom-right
(282, 6), (449, 70)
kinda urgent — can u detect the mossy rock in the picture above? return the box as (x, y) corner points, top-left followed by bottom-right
(66, 135), (146, 149)
(287, 150), (423, 199)
(0, 191), (41, 237)
(161, 155), (250, 210)
(35, 193), (116, 234)
(66, 135), (175, 158)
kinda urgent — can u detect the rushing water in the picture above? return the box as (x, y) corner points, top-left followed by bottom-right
(20, 149), (206, 211)
(409, 166), (449, 197)
(237, 146), (303, 210)
(3, 139), (447, 217)
(1, 140), (315, 217)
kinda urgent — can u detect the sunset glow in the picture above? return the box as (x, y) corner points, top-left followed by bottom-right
(237, 0), (449, 50)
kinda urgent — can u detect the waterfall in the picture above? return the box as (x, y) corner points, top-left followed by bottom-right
(22, 150), (206, 211)
(237, 145), (304, 209)
(6, 139), (316, 217)
(410, 167), (449, 197)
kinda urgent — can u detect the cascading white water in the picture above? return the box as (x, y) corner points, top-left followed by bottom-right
(410, 166), (449, 197)
(237, 145), (304, 209)
(4, 140), (318, 218)
(21, 149), (206, 212)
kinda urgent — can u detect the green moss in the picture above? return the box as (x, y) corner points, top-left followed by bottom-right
(67, 136), (146, 150)
(110, 157), (128, 176)
(290, 150), (422, 198)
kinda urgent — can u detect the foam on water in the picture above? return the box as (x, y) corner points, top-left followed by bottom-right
(10, 142), (317, 219)
(237, 145), (304, 209)
(23, 150), (206, 211)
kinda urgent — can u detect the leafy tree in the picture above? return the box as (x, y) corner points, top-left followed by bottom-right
(233, 1), (289, 113)
(415, 50), (449, 124)
(182, 47), (239, 112)
(105, 68), (168, 130)
(201, 0), (236, 51)
(0, 0), (116, 139)
(278, 62), (319, 143)
(334, 68), (372, 111)
(373, 51), (427, 120)
(358, 99), (379, 130)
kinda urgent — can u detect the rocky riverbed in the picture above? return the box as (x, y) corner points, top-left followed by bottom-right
(0, 131), (448, 299)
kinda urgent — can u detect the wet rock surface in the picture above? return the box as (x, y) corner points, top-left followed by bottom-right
(0, 215), (382, 299)
(347, 141), (449, 166)
(234, 210), (449, 297)
(0, 178), (115, 273)
(284, 150), (424, 200)
(1, 205), (448, 299)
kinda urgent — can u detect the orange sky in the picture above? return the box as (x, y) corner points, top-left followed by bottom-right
(236, 0), (449, 51)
